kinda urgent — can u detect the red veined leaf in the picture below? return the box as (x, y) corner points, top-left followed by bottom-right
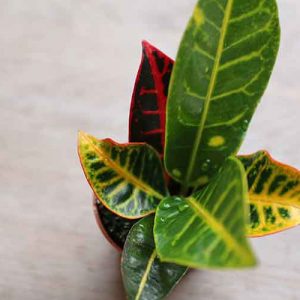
(92, 43), (175, 248)
(129, 41), (174, 158)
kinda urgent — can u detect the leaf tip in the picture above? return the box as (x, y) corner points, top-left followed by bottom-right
(243, 246), (258, 268)
(142, 40), (155, 57)
(78, 130), (87, 142)
(77, 130), (95, 159)
(141, 39), (151, 48)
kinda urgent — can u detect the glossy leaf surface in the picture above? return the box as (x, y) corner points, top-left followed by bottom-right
(78, 131), (168, 218)
(122, 216), (187, 300)
(129, 41), (174, 157)
(155, 157), (256, 269)
(165, 0), (280, 187)
(94, 198), (137, 250)
(239, 151), (300, 237)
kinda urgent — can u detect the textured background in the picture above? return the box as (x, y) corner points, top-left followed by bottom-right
(0, 0), (299, 299)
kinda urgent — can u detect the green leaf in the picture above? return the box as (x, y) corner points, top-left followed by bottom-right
(93, 197), (138, 250)
(154, 157), (257, 269)
(121, 216), (187, 300)
(239, 151), (300, 237)
(165, 0), (280, 188)
(78, 131), (168, 219)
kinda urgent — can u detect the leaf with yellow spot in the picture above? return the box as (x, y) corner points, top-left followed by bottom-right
(165, 0), (280, 189)
(239, 151), (300, 237)
(78, 131), (168, 219)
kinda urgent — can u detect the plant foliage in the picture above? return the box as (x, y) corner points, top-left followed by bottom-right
(77, 1), (300, 299)
(154, 157), (256, 269)
(165, 0), (280, 189)
(122, 216), (187, 300)
(78, 131), (168, 218)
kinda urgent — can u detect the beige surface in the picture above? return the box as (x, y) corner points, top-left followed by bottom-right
(0, 1), (299, 299)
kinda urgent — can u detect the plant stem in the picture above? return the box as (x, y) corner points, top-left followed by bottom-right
(180, 184), (190, 197)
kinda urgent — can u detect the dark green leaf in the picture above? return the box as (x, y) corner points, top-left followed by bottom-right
(94, 198), (138, 250)
(165, 0), (280, 188)
(154, 157), (257, 269)
(122, 216), (187, 300)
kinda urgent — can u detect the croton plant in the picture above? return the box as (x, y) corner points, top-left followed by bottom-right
(78, 0), (300, 299)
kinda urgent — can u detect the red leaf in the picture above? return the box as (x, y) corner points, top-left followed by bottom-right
(129, 41), (174, 157)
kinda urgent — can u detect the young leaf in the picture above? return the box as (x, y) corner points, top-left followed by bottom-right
(129, 41), (174, 157)
(121, 215), (187, 300)
(154, 157), (257, 269)
(239, 151), (300, 237)
(93, 197), (138, 251)
(165, 0), (280, 188)
(78, 131), (168, 219)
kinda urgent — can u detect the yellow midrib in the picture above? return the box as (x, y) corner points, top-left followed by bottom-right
(187, 197), (253, 262)
(248, 195), (300, 237)
(184, 0), (234, 187)
(250, 193), (300, 209)
(135, 250), (157, 300)
(81, 133), (164, 200)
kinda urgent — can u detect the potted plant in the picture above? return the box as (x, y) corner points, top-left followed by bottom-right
(78, 0), (300, 299)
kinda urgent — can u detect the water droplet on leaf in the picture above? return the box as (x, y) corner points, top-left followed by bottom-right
(178, 203), (189, 212)
(201, 159), (211, 171)
(163, 202), (171, 209)
(242, 119), (249, 131)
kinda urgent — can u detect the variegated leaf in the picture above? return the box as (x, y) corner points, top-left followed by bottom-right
(239, 151), (300, 237)
(128, 42), (181, 194)
(129, 41), (174, 157)
(78, 131), (168, 218)
(154, 157), (256, 269)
